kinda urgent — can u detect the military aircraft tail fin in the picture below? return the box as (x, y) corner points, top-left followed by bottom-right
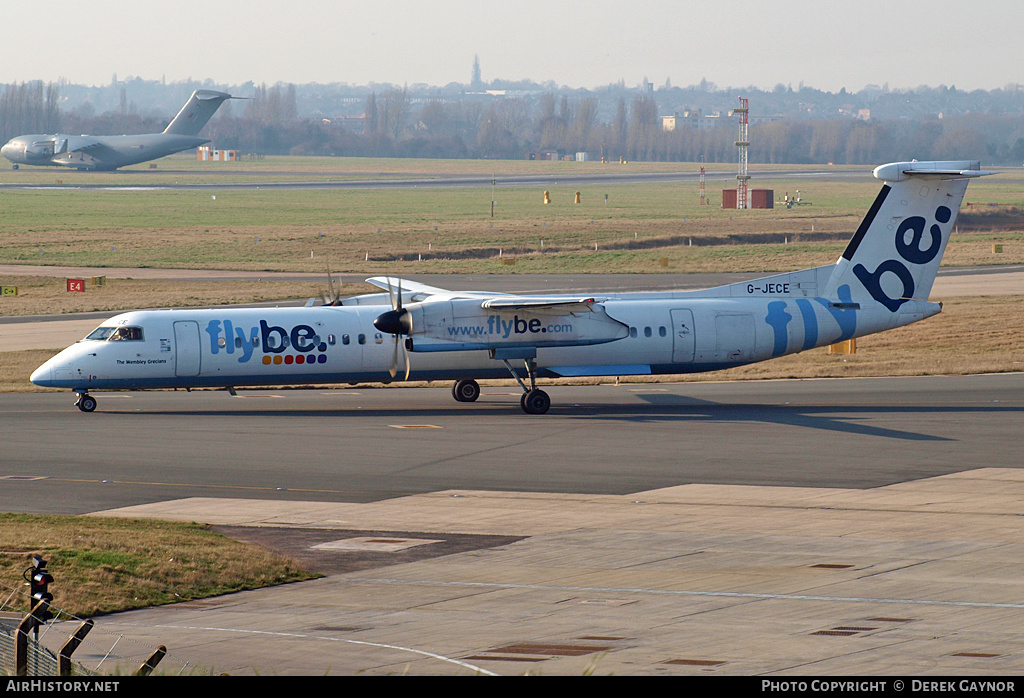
(823, 160), (994, 311)
(163, 90), (232, 136)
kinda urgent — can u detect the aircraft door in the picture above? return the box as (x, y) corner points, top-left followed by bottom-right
(670, 309), (695, 363)
(173, 321), (202, 376)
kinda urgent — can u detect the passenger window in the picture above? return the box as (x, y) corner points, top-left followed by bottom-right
(328, 334), (337, 345)
(374, 333), (383, 344)
(659, 326), (667, 337)
(358, 334), (366, 345)
(342, 334), (350, 345)
(235, 336), (243, 348)
(629, 327), (637, 338)
(644, 327), (652, 338)
(218, 337), (227, 348)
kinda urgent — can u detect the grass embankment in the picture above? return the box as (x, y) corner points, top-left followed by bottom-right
(0, 514), (316, 619)
(0, 276), (371, 317)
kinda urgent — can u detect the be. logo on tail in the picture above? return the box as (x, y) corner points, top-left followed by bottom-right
(852, 204), (952, 312)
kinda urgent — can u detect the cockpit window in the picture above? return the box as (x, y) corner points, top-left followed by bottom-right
(86, 326), (117, 341)
(110, 327), (144, 341)
(86, 326), (144, 341)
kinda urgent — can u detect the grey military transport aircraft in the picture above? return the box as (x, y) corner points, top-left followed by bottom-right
(1, 89), (232, 171)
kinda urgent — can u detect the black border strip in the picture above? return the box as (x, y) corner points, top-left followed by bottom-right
(841, 184), (891, 261)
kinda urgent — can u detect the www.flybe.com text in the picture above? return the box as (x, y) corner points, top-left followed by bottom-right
(448, 315), (574, 338)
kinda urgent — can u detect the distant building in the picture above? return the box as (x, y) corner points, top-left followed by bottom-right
(661, 110), (727, 131)
(471, 55), (483, 91)
(197, 146), (238, 162)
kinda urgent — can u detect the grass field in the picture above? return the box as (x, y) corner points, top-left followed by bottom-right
(2, 156), (1022, 275)
(0, 514), (316, 619)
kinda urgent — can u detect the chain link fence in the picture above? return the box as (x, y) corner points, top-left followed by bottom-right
(2, 584), (194, 676)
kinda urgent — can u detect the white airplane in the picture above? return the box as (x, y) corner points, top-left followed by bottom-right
(1, 90), (232, 171)
(31, 160), (992, 414)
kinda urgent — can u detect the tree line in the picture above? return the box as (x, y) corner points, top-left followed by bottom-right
(5, 80), (1024, 165)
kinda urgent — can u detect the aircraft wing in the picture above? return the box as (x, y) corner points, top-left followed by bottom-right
(58, 136), (122, 160)
(365, 276), (501, 302)
(365, 277), (603, 310)
(64, 137), (105, 153)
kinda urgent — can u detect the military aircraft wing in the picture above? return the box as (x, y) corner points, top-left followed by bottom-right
(64, 137), (105, 153)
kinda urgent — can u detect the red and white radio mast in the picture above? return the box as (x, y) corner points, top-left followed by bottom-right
(733, 96), (750, 209)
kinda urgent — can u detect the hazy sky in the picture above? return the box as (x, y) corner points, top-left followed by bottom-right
(5, 0), (1022, 93)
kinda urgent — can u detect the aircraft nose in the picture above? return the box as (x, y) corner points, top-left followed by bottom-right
(29, 362), (51, 386)
(1, 139), (23, 160)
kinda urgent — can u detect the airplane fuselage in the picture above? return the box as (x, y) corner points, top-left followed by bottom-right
(0, 133), (208, 171)
(30, 293), (936, 394)
(2, 89), (231, 171)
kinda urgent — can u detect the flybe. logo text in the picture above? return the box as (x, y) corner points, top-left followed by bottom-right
(204, 319), (329, 364)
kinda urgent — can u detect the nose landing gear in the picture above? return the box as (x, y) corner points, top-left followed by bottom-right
(75, 392), (97, 412)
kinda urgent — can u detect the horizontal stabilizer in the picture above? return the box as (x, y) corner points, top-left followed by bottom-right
(873, 160), (996, 182)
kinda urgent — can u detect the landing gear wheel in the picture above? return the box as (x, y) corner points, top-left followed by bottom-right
(452, 379), (480, 403)
(76, 394), (97, 413)
(520, 389), (550, 415)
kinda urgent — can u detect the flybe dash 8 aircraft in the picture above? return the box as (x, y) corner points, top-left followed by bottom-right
(31, 160), (992, 414)
(1, 90), (232, 171)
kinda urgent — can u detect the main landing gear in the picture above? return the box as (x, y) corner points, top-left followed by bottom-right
(448, 358), (548, 413)
(75, 392), (96, 412)
(452, 378), (481, 403)
(451, 359), (551, 415)
(451, 371), (550, 414)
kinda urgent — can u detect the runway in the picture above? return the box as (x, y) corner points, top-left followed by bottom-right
(0, 167), (874, 191)
(1, 374), (1021, 514)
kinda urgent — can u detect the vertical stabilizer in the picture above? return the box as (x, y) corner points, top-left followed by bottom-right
(824, 161), (993, 310)
(162, 90), (232, 136)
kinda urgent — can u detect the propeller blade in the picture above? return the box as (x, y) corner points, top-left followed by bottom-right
(382, 275), (411, 379)
(389, 337), (399, 378)
(385, 276), (397, 311)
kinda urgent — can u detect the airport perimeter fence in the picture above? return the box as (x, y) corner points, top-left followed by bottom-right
(1, 584), (194, 676)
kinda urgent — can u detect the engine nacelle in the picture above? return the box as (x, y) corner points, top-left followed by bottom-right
(402, 298), (629, 352)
